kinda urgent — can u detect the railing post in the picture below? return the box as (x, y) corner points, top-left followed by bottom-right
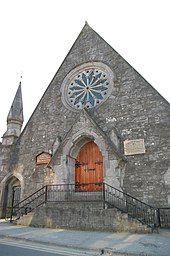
(125, 194), (128, 213)
(10, 188), (15, 223)
(102, 183), (106, 209)
(45, 185), (48, 203)
(157, 208), (161, 228)
(10, 208), (13, 223)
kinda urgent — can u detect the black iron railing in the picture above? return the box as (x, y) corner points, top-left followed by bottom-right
(157, 208), (170, 228)
(47, 183), (103, 202)
(10, 183), (103, 222)
(104, 183), (158, 228)
(10, 182), (163, 228)
(10, 186), (47, 221)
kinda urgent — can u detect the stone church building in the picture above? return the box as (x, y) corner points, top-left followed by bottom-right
(0, 24), (170, 228)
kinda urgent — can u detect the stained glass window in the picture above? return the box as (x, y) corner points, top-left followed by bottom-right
(67, 69), (111, 109)
(61, 62), (114, 111)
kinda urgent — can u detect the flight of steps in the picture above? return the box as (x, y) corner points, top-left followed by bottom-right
(15, 201), (152, 233)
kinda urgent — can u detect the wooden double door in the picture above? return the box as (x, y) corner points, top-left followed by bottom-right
(75, 141), (103, 192)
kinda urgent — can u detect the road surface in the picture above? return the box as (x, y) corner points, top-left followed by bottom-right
(0, 238), (97, 256)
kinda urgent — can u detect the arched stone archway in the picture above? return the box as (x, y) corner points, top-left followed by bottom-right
(1, 176), (21, 218)
(60, 131), (107, 185)
(53, 127), (124, 190)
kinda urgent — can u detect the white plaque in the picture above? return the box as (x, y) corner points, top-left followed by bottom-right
(124, 139), (145, 156)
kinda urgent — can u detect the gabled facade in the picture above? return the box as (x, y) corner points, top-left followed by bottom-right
(0, 23), (170, 218)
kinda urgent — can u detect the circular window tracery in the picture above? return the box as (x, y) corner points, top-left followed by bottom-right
(61, 62), (115, 111)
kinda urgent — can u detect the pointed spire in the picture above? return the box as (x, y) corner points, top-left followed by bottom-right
(7, 80), (24, 123)
(2, 79), (24, 145)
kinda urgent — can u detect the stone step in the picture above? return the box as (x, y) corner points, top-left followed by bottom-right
(15, 202), (152, 233)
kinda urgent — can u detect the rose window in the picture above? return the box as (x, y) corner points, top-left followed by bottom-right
(67, 70), (111, 109)
(61, 62), (114, 111)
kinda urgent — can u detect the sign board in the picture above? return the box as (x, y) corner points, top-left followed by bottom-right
(36, 152), (52, 165)
(124, 139), (145, 156)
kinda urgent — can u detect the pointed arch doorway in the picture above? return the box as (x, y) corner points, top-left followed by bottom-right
(75, 141), (103, 192)
(2, 176), (21, 218)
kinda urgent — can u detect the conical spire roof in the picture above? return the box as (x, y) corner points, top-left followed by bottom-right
(2, 81), (24, 145)
(7, 81), (24, 123)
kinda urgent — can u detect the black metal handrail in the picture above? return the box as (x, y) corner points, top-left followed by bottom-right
(104, 183), (158, 228)
(10, 182), (159, 228)
(46, 183), (103, 202)
(10, 186), (47, 222)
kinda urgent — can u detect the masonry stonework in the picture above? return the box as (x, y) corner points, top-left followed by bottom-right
(15, 203), (152, 233)
(0, 23), (170, 221)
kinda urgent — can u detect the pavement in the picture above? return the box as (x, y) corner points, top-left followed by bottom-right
(0, 220), (170, 256)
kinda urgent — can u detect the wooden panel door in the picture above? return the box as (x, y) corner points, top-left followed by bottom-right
(75, 141), (103, 191)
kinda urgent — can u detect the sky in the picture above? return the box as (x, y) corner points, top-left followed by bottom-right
(0, 0), (170, 141)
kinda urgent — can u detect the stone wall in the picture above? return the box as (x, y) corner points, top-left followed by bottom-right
(15, 202), (151, 233)
(0, 24), (170, 213)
